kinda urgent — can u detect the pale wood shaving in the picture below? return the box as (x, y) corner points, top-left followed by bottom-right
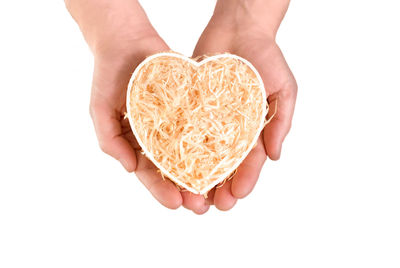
(128, 54), (267, 193)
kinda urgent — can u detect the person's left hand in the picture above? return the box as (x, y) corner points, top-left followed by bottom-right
(193, 13), (297, 210)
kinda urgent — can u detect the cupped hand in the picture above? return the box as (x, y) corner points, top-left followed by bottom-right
(89, 27), (210, 214)
(193, 15), (297, 210)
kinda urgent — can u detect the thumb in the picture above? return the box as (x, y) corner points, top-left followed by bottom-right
(263, 81), (297, 160)
(90, 100), (137, 172)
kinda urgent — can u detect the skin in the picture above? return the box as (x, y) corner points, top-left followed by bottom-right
(65, 0), (296, 214)
(194, 0), (297, 210)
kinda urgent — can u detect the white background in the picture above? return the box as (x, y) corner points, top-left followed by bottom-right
(0, 0), (399, 267)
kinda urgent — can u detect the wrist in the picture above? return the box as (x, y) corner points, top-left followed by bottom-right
(213, 0), (290, 39)
(66, 0), (154, 58)
(91, 22), (158, 61)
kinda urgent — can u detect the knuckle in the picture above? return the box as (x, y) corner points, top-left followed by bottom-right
(89, 105), (94, 119)
(89, 101), (98, 120)
(89, 97), (104, 120)
(99, 141), (111, 155)
(282, 80), (298, 99)
(292, 81), (298, 95)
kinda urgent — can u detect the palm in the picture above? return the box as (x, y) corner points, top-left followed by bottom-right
(193, 23), (297, 209)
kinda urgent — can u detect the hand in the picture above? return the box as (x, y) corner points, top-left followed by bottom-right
(193, 1), (297, 210)
(66, 0), (211, 214)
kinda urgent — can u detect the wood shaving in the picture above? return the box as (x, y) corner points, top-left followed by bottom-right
(127, 53), (267, 194)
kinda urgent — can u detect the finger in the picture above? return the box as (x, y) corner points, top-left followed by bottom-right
(263, 82), (297, 160)
(214, 180), (237, 211)
(251, 47), (297, 160)
(181, 192), (209, 215)
(231, 137), (267, 199)
(90, 102), (137, 172)
(135, 155), (182, 209)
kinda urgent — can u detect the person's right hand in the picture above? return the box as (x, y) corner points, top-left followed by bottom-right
(66, 0), (210, 214)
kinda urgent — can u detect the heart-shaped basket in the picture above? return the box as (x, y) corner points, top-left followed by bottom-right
(126, 52), (268, 194)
